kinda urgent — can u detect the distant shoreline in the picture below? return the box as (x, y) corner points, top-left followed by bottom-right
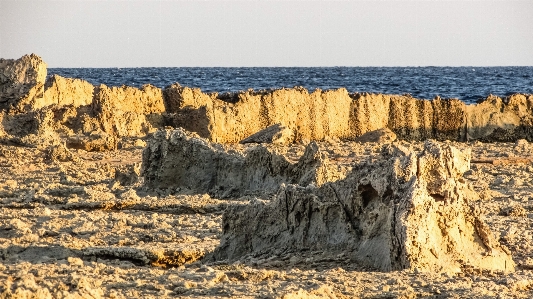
(48, 66), (533, 104)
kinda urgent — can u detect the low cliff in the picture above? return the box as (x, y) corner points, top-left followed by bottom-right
(1, 53), (533, 151)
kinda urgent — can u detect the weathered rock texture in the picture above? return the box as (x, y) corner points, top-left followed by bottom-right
(0, 109), (61, 148)
(355, 128), (397, 143)
(0, 54), (47, 111)
(166, 89), (471, 143)
(240, 123), (294, 145)
(142, 129), (346, 198)
(0, 54), (172, 150)
(466, 94), (533, 141)
(40, 74), (94, 109)
(91, 84), (165, 137)
(166, 87), (354, 143)
(213, 141), (515, 273)
(2, 53), (533, 151)
(164, 87), (533, 144)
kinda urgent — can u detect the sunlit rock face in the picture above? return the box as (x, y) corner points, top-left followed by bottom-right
(0, 53), (47, 112)
(213, 141), (515, 273)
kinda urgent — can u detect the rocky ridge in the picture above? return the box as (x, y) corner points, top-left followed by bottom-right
(212, 141), (514, 274)
(1, 54), (533, 298)
(1, 54), (533, 152)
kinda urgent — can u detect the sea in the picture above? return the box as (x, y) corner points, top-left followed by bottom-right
(48, 67), (533, 104)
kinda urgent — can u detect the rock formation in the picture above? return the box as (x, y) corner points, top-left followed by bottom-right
(40, 74), (94, 109)
(1, 53), (533, 151)
(212, 141), (514, 273)
(0, 54), (47, 111)
(91, 84), (165, 137)
(466, 94), (533, 141)
(142, 128), (346, 198)
(355, 128), (397, 143)
(165, 87), (354, 143)
(240, 123), (294, 145)
(166, 89), (469, 144)
(0, 55), (170, 150)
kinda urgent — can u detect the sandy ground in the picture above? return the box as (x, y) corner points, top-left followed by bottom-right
(1, 140), (533, 298)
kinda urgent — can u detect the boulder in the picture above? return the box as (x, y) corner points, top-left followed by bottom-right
(0, 54), (47, 111)
(212, 141), (514, 273)
(240, 123), (294, 145)
(355, 128), (397, 143)
(142, 128), (346, 198)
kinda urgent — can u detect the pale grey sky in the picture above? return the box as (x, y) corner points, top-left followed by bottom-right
(0, 0), (531, 67)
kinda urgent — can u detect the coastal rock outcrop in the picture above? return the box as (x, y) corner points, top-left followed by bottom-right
(466, 94), (533, 141)
(142, 128), (346, 198)
(0, 108), (61, 148)
(212, 141), (514, 273)
(92, 84), (165, 137)
(165, 87), (354, 143)
(163, 83), (213, 112)
(2, 53), (533, 151)
(0, 54), (47, 112)
(40, 74), (95, 109)
(167, 88), (469, 144)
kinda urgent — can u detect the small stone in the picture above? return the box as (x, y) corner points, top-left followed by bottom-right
(177, 281), (197, 289)
(289, 256), (299, 264)
(133, 139), (147, 148)
(5, 180), (17, 190)
(355, 128), (397, 143)
(500, 205), (527, 217)
(67, 257), (84, 267)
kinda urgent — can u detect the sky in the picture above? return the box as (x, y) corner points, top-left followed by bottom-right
(0, 0), (532, 67)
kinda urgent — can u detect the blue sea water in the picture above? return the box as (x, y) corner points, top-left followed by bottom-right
(48, 67), (533, 104)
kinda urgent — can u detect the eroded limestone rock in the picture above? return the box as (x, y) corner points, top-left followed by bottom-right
(212, 141), (514, 273)
(240, 123), (294, 145)
(0, 108), (62, 148)
(40, 74), (94, 109)
(92, 84), (165, 137)
(163, 83), (213, 112)
(355, 128), (397, 143)
(142, 128), (346, 198)
(0, 54), (47, 111)
(467, 94), (533, 141)
(164, 87), (354, 143)
(45, 143), (77, 162)
(3, 53), (533, 152)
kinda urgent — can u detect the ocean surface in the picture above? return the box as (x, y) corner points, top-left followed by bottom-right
(48, 67), (533, 104)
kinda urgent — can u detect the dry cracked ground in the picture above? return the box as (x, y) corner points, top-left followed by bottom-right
(1, 139), (533, 298)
